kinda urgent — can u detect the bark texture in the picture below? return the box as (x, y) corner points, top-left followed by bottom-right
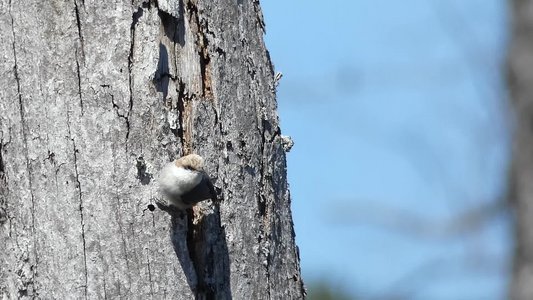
(0, 0), (304, 299)
(509, 1), (533, 299)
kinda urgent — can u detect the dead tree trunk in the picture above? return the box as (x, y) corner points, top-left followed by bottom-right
(508, 1), (533, 299)
(0, 0), (304, 299)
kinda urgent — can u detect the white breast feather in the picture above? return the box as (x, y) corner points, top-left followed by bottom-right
(159, 162), (202, 197)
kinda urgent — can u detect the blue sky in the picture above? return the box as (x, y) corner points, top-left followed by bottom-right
(262, 1), (511, 299)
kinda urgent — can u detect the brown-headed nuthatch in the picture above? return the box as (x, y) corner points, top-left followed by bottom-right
(158, 154), (215, 210)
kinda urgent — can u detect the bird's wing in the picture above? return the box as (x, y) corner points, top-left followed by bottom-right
(180, 174), (216, 205)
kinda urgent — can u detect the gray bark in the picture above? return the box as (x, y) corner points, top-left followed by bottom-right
(508, 1), (533, 299)
(0, 0), (304, 299)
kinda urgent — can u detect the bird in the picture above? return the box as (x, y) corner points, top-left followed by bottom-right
(158, 154), (215, 210)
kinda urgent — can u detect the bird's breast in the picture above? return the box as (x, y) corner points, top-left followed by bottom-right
(159, 163), (203, 196)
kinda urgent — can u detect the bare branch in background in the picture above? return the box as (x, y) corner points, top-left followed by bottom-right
(328, 198), (508, 239)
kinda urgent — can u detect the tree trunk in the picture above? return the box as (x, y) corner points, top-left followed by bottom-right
(508, 1), (533, 299)
(0, 0), (304, 299)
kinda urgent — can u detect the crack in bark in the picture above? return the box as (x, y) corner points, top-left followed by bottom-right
(9, 1), (38, 296)
(75, 49), (84, 115)
(109, 93), (131, 149)
(66, 113), (88, 300)
(0, 144), (4, 178)
(73, 0), (85, 59)
(0, 131), (12, 187)
(176, 80), (186, 143)
(147, 254), (154, 298)
(102, 277), (108, 300)
(127, 1), (142, 150)
(0, 141), (6, 229)
(185, 0), (213, 100)
(71, 0), (86, 180)
(176, 79), (194, 154)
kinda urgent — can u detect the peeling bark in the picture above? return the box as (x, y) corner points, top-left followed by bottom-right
(0, 0), (304, 299)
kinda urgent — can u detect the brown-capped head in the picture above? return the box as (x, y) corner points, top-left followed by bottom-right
(174, 154), (204, 171)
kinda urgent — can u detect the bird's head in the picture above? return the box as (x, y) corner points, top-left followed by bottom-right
(175, 154), (204, 172)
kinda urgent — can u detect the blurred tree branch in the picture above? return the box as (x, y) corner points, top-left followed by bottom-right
(329, 198), (508, 239)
